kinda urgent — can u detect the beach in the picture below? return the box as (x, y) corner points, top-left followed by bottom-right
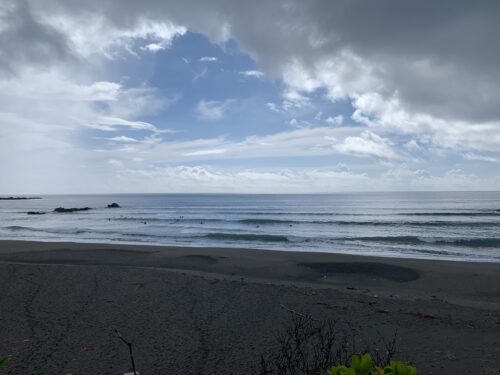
(0, 240), (499, 374)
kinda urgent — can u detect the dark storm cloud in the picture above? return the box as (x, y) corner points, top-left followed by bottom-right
(300, 0), (500, 122)
(0, 1), (71, 75)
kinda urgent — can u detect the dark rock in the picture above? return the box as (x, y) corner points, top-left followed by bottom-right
(53, 207), (91, 213)
(27, 211), (46, 215)
(0, 197), (41, 200)
(107, 203), (121, 208)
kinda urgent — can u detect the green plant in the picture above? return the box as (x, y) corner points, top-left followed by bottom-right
(328, 354), (417, 375)
(378, 360), (417, 375)
(0, 356), (7, 368)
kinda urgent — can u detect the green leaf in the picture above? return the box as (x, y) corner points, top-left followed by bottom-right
(351, 354), (373, 375)
(328, 354), (417, 375)
(0, 356), (7, 368)
(328, 366), (356, 375)
(386, 361), (417, 375)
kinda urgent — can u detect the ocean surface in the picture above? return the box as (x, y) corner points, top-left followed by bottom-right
(1, 192), (500, 261)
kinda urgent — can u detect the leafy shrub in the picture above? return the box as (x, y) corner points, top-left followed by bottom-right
(329, 354), (417, 375)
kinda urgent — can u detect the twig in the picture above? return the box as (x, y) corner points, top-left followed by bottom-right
(115, 329), (137, 375)
(279, 303), (319, 321)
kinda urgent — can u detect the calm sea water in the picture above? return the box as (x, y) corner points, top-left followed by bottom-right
(1, 192), (499, 261)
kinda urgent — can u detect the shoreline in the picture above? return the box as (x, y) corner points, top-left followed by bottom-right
(0, 239), (499, 373)
(2, 237), (499, 263)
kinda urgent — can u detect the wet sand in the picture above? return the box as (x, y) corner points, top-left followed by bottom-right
(0, 240), (499, 374)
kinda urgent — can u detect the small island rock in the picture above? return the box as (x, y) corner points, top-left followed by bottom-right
(53, 207), (91, 213)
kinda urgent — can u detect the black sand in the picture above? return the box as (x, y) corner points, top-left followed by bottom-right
(0, 240), (499, 374)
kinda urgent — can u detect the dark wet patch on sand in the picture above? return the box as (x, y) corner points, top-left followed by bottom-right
(298, 262), (419, 282)
(0, 248), (155, 265)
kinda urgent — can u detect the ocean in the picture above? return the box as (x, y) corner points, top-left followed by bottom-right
(1, 192), (499, 261)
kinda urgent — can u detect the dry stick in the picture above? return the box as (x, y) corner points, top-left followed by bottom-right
(115, 329), (137, 375)
(279, 303), (320, 321)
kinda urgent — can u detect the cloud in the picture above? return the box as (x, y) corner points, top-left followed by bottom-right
(282, 90), (311, 111)
(102, 164), (373, 193)
(0, 1), (186, 75)
(239, 70), (264, 78)
(1, 0), (500, 193)
(192, 67), (208, 82)
(335, 130), (397, 159)
(266, 102), (282, 113)
(92, 116), (160, 132)
(69, 162), (499, 194)
(6, 1), (500, 125)
(381, 165), (492, 190)
(196, 99), (232, 121)
(108, 136), (140, 143)
(351, 91), (500, 152)
(463, 152), (499, 163)
(95, 126), (395, 165)
(184, 148), (227, 156)
(0, 65), (172, 193)
(199, 56), (217, 62)
(44, 11), (186, 59)
(326, 115), (343, 126)
(142, 43), (166, 52)
(6, 0), (500, 118)
(0, 1), (71, 76)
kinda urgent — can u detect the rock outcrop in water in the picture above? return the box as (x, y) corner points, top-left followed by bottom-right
(27, 211), (46, 215)
(0, 197), (41, 200)
(53, 207), (91, 213)
(107, 203), (121, 208)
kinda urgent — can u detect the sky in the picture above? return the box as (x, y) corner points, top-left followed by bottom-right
(0, 0), (499, 194)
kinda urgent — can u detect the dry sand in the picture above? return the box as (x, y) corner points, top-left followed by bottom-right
(0, 240), (499, 374)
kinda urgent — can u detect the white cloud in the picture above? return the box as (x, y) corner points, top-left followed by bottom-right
(325, 115), (343, 126)
(282, 90), (311, 111)
(0, 72), (122, 102)
(97, 126), (395, 165)
(199, 56), (217, 62)
(46, 14), (186, 58)
(351, 91), (500, 152)
(142, 43), (165, 52)
(103, 165), (373, 193)
(92, 116), (160, 132)
(266, 102), (282, 113)
(66, 162), (499, 193)
(196, 99), (232, 121)
(0, 66), (171, 193)
(335, 130), (397, 159)
(381, 165), (492, 190)
(403, 139), (421, 152)
(239, 70), (264, 78)
(463, 152), (499, 163)
(184, 148), (227, 156)
(109, 136), (140, 143)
